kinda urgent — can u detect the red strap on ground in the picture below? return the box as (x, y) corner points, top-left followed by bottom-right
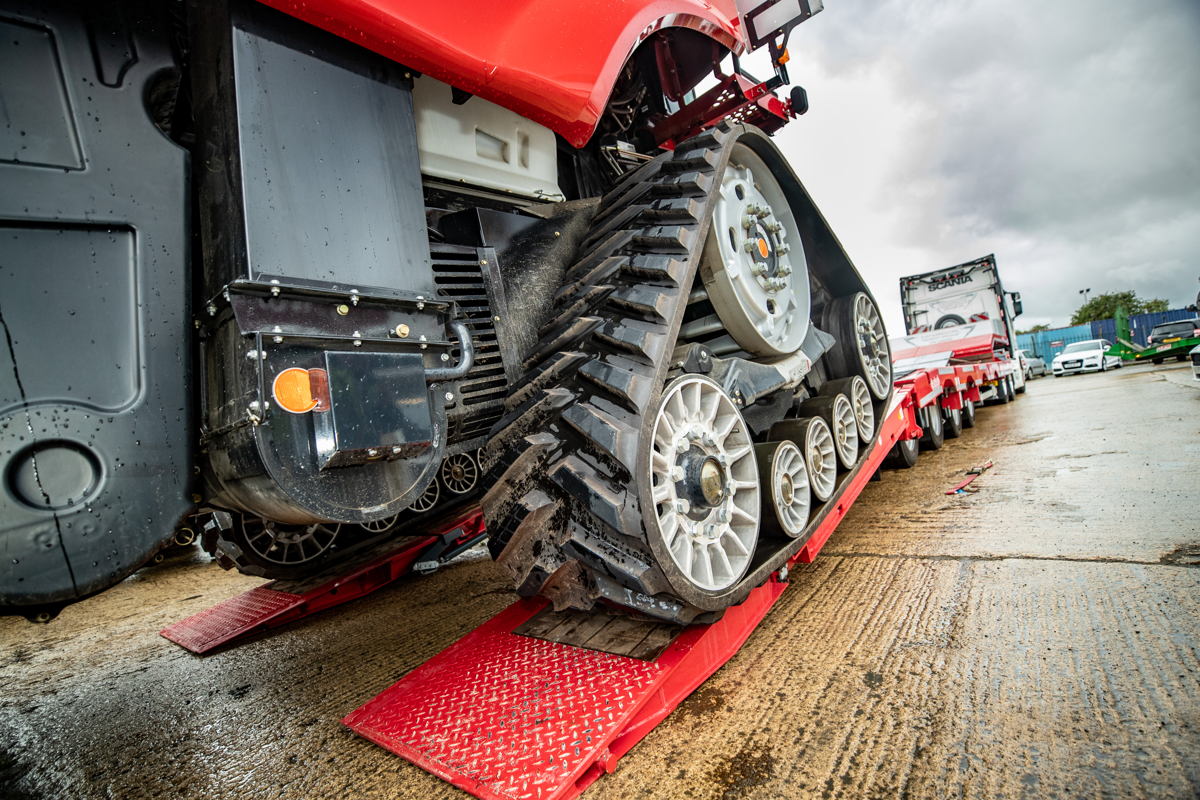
(945, 461), (994, 494)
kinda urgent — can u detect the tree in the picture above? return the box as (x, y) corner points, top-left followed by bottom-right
(1017, 323), (1050, 335)
(1070, 291), (1170, 325)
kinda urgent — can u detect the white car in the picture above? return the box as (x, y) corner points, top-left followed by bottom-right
(1052, 339), (1121, 376)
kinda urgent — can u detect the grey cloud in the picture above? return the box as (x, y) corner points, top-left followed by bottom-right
(777, 0), (1200, 329)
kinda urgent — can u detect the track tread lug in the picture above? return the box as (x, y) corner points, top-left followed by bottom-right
(561, 401), (639, 472)
(579, 356), (656, 411)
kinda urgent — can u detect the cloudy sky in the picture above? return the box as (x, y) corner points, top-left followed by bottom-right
(768, 0), (1200, 334)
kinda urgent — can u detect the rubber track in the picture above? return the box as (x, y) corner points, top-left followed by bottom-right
(482, 125), (740, 623)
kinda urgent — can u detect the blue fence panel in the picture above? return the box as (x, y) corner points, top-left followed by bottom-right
(1018, 324), (1094, 361)
(1092, 318), (1117, 342)
(1019, 308), (1195, 358)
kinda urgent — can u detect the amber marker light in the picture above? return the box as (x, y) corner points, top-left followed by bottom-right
(273, 367), (318, 414)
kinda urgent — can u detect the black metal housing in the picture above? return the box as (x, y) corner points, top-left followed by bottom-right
(0, 1), (193, 607)
(189, 0), (461, 524)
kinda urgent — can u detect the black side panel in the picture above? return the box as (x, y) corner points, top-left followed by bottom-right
(191, 0), (449, 524)
(0, 2), (192, 608)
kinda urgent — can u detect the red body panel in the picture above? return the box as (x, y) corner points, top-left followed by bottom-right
(259, 0), (746, 147)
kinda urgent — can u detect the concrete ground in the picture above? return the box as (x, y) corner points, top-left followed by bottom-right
(2, 362), (1198, 800)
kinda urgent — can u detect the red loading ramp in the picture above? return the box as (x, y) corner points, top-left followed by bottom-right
(343, 582), (786, 800)
(161, 509), (485, 654)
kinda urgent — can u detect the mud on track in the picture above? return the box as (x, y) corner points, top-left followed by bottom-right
(2, 362), (1198, 799)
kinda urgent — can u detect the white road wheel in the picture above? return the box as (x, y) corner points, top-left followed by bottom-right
(828, 393), (859, 469)
(700, 142), (810, 357)
(802, 417), (837, 502)
(799, 393), (859, 470)
(755, 441), (811, 537)
(850, 376), (875, 442)
(830, 292), (891, 400)
(410, 477), (440, 513)
(440, 451), (479, 495)
(825, 375), (875, 443)
(360, 514), (400, 534)
(649, 375), (760, 592)
(241, 518), (340, 566)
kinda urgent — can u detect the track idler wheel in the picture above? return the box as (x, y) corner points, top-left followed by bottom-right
(755, 441), (811, 538)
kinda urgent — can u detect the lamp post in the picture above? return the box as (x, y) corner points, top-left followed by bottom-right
(1079, 287), (1092, 304)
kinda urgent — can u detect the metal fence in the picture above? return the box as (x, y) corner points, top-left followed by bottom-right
(1017, 308), (1196, 362)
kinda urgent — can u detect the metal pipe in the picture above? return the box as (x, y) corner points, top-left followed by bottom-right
(426, 320), (475, 381)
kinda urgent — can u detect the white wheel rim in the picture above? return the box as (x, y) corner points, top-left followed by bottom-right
(649, 375), (760, 591)
(243, 518), (340, 565)
(849, 376), (874, 442)
(701, 143), (810, 357)
(360, 514), (399, 533)
(441, 452), (479, 495)
(770, 441), (811, 536)
(804, 418), (837, 502)
(831, 393), (859, 467)
(410, 478), (440, 513)
(851, 294), (891, 398)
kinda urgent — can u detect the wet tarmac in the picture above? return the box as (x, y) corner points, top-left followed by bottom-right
(2, 362), (1198, 799)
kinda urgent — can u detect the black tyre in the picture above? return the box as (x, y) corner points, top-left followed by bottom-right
(1153, 357), (1164, 365)
(961, 396), (977, 429)
(887, 437), (919, 469)
(920, 403), (945, 451)
(993, 377), (1010, 404)
(943, 402), (963, 439)
(935, 314), (966, 329)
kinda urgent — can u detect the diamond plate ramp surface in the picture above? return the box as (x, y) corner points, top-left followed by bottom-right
(160, 586), (303, 653)
(343, 601), (665, 800)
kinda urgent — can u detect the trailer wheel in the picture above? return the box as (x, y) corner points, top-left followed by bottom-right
(961, 396), (977, 429)
(1152, 357), (1164, 365)
(888, 436), (919, 469)
(943, 402), (963, 439)
(993, 378), (1010, 405)
(919, 403), (944, 451)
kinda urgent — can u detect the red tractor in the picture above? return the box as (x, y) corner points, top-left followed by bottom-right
(1, 0), (890, 624)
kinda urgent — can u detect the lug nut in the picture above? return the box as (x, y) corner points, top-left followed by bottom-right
(669, 466), (685, 481)
(675, 499), (690, 514)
